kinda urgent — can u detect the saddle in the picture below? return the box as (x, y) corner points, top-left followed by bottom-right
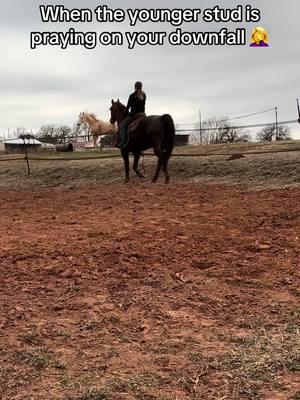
(127, 112), (146, 134)
(114, 113), (146, 148)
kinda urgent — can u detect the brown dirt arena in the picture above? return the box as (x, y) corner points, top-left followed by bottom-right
(0, 146), (299, 399)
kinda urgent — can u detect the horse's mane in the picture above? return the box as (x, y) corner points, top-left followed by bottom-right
(86, 112), (109, 126)
(88, 113), (98, 122)
(117, 101), (126, 110)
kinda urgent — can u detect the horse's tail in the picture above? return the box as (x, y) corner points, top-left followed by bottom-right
(160, 114), (175, 153)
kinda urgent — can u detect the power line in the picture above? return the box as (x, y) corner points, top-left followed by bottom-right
(176, 119), (299, 132)
(178, 107), (276, 126)
(218, 108), (275, 123)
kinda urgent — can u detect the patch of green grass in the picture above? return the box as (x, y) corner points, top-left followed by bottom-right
(13, 346), (66, 371)
(14, 347), (51, 370)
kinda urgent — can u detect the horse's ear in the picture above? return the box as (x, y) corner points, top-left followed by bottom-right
(111, 99), (114, 105)
(117, 98), (120, 103)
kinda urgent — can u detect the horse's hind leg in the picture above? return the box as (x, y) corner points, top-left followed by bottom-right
(121, 149), (130, 183)
(152, 147), (162, 183)
(133, 152), (145, 178)
(162, 152), (171, 184)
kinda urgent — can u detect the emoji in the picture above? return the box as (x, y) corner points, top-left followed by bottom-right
(250, 27), (269, 47)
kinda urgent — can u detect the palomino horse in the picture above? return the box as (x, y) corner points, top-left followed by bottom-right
(77, 112), (114, 147)
(110, 100), (175, 184)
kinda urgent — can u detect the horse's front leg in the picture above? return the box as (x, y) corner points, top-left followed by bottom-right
(98, 135), (103, 150)
(93, 134), (97, 147)
(121, 149), (130, 183)
(133, 152), (145, 178)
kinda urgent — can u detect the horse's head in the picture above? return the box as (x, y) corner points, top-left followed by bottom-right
(110, 99), (125, 125)
(77, 112), (86, 129)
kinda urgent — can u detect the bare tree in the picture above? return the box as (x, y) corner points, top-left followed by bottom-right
(15, 127), (27, 138)
(219, 124), (250, 143)
(36, 125), (57, 143)
(256, 126), (273, 142)
(55, 125), (73, 143)
(276, 125), (292, 141)
(256, 124), (291, 142)
(37, 125), (74, 144)
(200, 117), (226, 144)
(201, 118), (249, 144)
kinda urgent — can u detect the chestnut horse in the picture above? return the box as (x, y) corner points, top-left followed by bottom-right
(110, 100), (175, 184)
(77, 112), (114, 147)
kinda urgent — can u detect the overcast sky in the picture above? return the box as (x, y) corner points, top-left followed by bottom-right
(0, 0), (299, 139)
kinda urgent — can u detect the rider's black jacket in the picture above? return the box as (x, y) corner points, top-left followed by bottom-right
(125, 90), (146, 116)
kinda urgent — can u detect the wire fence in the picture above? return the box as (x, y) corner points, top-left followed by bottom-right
(1, 140), (300, 177)
(1, 109), (300, 175)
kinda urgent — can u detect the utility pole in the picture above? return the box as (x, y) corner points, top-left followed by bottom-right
(199, 109), (202, 145)
(275, 107), (279, 141)
(297, 98), (300, 125)
(21, 135), (31, 175)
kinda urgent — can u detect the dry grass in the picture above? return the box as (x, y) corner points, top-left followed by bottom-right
(0, 143), (300, 190)
(57, 317), (299, 400)
(18, 331), (42, 346)
(71, 389), (107, 400)
(64, 373), (173, 400)
(172, 140), (300, 155)
(219, 331), (299, 398)
(13, 346), (66, 371)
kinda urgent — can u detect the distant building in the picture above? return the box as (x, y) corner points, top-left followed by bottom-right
(0, 139), (5, 153)
(2, 138), (42, 153)
(174, 134), (190, 146)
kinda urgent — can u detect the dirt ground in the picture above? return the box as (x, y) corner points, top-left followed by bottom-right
(0, 180), (299, 399)
(1, 144), (300, 399)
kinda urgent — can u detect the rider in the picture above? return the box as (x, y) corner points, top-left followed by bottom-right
(117, 81), (146, 148)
